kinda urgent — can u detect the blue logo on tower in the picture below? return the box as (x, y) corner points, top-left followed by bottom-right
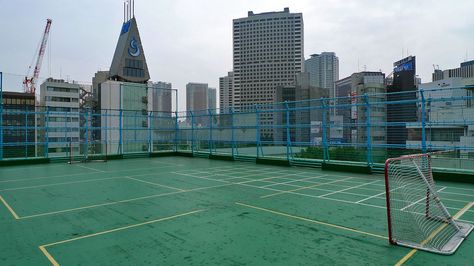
(128, 37), (140, 57)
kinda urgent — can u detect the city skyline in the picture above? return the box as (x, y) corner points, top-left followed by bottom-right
(1, 0), (474, 111)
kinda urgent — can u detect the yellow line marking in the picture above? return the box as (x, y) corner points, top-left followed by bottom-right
(0, 195), (20, 219)
(260, 177), (354, 199)
(394, 201), (474, 266)
(124, 176), (185, 191)
(19, 183), (232, 220)
(39, 246), (59, 266)
(39, 209), (204, 266)
(235, 202), (388, 240)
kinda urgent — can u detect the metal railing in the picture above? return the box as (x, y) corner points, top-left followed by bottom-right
(1, 86), (473, 172)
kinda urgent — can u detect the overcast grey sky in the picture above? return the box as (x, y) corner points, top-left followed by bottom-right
(1, 0), (473, 110)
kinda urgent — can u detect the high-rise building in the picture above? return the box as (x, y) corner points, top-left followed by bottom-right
(1, 92), (36, 158)
(149, 81), (172, 114)
(39, 78), (80, 158)
(233, 8), (304, 139)
(274, 72), (328, 143)
(305, 52), (339, 98)
(335, 72), (386, 145)
(387, 56), (417, 147)
(219, 71), (233, 112)
(208, 87), (217, 110)
(98, 2), (152, 155)
(186, 82), (208, 125)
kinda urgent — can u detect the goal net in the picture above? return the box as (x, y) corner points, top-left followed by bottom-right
(68, 141), (107, 164)
(384, 153), (473, 254)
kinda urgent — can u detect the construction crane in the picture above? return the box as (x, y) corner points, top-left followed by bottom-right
(23, 19), (52, 94)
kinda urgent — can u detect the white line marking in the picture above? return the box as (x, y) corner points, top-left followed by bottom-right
(319, 180), (380, 198)
(124, 176), (185, 191)
(401, 187), (446, 211)
(75, 164), (105, 172)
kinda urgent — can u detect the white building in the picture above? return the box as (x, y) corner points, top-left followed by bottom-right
(233, 8), (304, 139)
(219, 71), (234, 113)
(406, 77), (474, 158)
(100, 81), (148, 155)
(305, 52), (339, 99)
(39, 78), (80, 158)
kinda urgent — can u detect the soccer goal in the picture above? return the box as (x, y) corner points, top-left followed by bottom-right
(68, 140), (107, 164)
(384, 153), (473, 254)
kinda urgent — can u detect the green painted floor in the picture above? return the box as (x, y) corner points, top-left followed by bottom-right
(0, 156), (473, 265)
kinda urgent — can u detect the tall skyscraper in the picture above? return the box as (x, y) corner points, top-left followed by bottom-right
(186, 83), (208, 125)
(149, 81), (172, 114)
(233, 8), (304, 139)
(387, 56), (417, 147)
(208, 87), (217, 110)
(219, 71), (233, 112)
(304, 52), (339, 98)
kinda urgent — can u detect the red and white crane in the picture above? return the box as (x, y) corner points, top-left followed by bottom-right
(23, 19), (52, 94)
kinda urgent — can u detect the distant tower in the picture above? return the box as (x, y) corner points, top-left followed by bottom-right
(109, 0), (150, 83)
(304, 52), (339, 98)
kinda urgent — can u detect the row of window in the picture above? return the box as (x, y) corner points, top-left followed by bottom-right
(234, 17), (302, 25)
(48, 137), (79, 142)
(2, 98), (35, 105)
(123, 67), (145, 78)
(47, 87), (79, 93)
(125, 58), (144, 69)
(47, 117), (79, 122)
(45, 96), (79, 103)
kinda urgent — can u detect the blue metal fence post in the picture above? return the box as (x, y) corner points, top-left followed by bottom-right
(190, 111), (195, 154)
(64, 111), (68, 159)
(0, 71), (3, 160)
(105, 109), (108, 157)
(321, 98), (329, 162)
(148, 111), (152, 154)
(208, 109), (213, 155)
(284, 101), (291, 161)
(255, 104), (261, 158)
(364, 93), (373, 166)
(25, 109), (28, 158)
(174, 111), (179, 152)
(45, 106), (50, 158)
(85, 109), (90, 160)
(119, 109), (123, 155)
(230, 107), (235, 159)
(420, 89), (427, 154)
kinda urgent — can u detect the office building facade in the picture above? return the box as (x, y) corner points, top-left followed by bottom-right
(39, 78), (80, 158)
(305, 52), (339, 98)
(432, 60), (474, 81)
(219, 71), (234, 113)
(274, 72), (328, 143)
(1, 92), (36, 159)
(233, 8), (304, 139)
(387, 56), (418, 147)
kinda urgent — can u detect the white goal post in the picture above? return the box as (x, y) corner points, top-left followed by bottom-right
(384, 153), (473, 254)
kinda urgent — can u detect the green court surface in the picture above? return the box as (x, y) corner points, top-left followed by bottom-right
(0, 156), (473, 265)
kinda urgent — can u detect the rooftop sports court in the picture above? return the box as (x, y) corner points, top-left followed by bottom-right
(1, 156), (473, 265)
